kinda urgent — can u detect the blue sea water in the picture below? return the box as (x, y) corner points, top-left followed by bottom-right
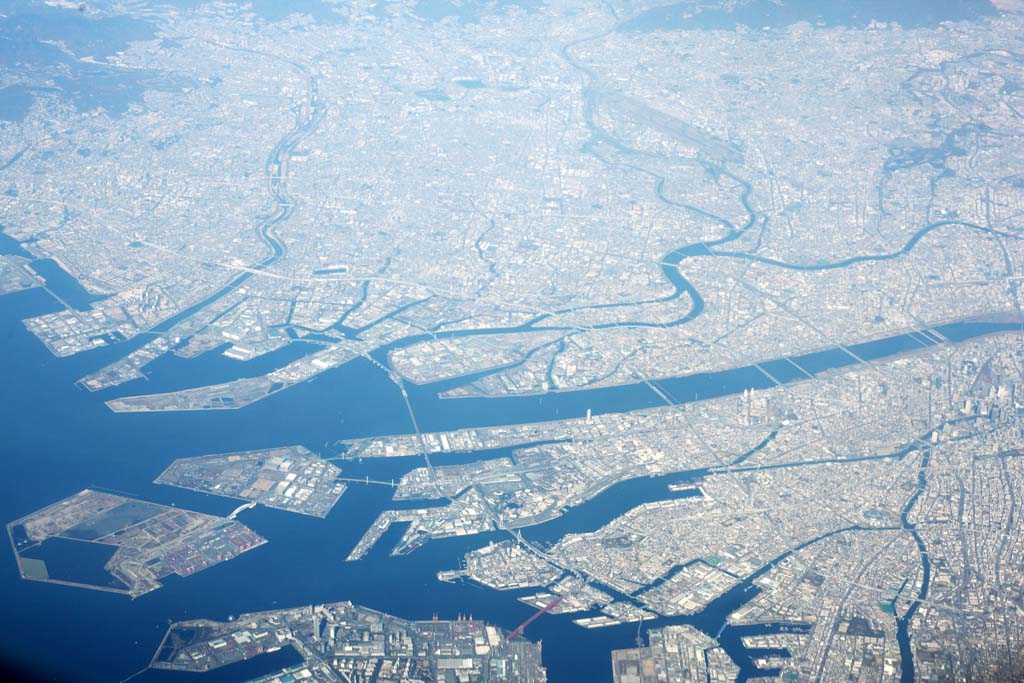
(0, 2), (1014, 681)
(19, 537), (126, 592)
(28, 259), (109, 311)
(136, 647), (303, 683)
(0, 281), (1018, 682)
(0, 226), (32, 258)
(0, 85), (34, 123)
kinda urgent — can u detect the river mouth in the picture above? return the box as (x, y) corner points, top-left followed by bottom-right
(0, 0), (1019, 680)
(2, 282), (1019, 682)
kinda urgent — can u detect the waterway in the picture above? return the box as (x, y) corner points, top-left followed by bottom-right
(0, 280), (1020, 683)
(137, 647), (304, 683)
(896, 448), (933, 683)
(0, 3), (1014, 681)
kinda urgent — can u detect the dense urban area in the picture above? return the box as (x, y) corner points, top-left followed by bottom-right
(1, 0), (1023, 681)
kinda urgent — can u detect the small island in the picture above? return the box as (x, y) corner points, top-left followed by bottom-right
(7, 489), (265, 597)
(155, 445), (345, 518)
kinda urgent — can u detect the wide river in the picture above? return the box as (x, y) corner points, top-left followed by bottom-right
(1, 263), (1019, 683)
